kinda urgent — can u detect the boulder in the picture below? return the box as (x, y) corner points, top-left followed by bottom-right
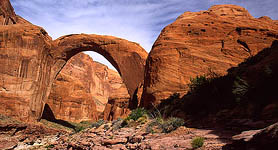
(225, 122), (278, 149)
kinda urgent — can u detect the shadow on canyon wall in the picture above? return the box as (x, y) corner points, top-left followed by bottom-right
(41, 104), (76, 129)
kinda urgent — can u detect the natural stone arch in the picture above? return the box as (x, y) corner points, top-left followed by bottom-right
(51, 34), (148, 101)
(0, 25), (147, 122)
(0, 0), (148, 122)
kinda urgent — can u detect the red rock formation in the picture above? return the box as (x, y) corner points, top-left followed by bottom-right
(102, 68), (131, 121)
(0, 0), (147, 122)
(0, 23), (53, 122)
(0, 0), (30, 25)
(142, 4), (278, 108)
(103, 97), (130, 121)
(0, 0), (16, 25)
(52, 34), (148, 99)
(92, 62), (130, 113)
(46, 53), (129, 123)
(47, 53), (98, 123)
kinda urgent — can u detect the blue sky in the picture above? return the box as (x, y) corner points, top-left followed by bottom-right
(10, 0), (277, 70)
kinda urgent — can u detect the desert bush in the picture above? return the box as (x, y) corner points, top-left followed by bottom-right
(121, 108), (148, 127)
(74, 125), (86, 132)
(80, 121), (93, 126)
(112, 118), (123, 130)
(146, 122), (156, 134)
(45, 144), (55, 150)
(188, 69), (222, 94)
(91, 119), (105, 128)
(161, 117), (184, 133)
(126, 108), (148, 121)
(191, 137), (205, 149)
(146, 117), (184, 133)
(189, 75), (210, 92)
(145, 116), (163, 133)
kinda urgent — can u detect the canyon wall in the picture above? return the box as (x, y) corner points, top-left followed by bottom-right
(47, 53), (129, 123)
(142, 5), (278, 108)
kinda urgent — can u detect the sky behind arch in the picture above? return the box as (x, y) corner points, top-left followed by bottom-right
(10, 0), (277, 70)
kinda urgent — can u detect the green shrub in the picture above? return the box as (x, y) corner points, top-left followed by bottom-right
(91, 119), (105, 128)
(45, 144), (54, 150)
(161, 117), (184, 133)
(74, 125), (86, 132)
(126, 108), (148, 121)
(191, 137), (205, 149)
(146, 123), (156, 134)
(146, 117), (184, 133)
(80, 121), (92, 125)
(146, 117), (161, 133)
(121, 108), (148, 127)
(104, 124), (110, 130)
(189, 75), (211, 92)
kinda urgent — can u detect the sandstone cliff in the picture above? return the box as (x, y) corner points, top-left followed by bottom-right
(46, 53), (129, 123)
(142, 4), (278, 107)
(155, 40), (278, 129)
(0, 0), (147, 122)
(0, 19), (53, 122)
(102, 68), (131, 121)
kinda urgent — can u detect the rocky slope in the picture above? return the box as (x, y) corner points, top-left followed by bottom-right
(46, 52), (129, 123)
(0, 114), (62, 150)
(1, 108), (277, 150)
(37, 122), (233, 150)
(0, 114), (234, 150)
(142, 4), (278, 107)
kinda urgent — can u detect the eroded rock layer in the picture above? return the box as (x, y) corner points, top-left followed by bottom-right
(142, 4), (278, 107)
(47, 53), (129, 123)
(103, 97), (130, 121)
(0, 24), (53, 122)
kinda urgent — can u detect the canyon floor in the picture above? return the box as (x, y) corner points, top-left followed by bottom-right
(1, 112), (276, 150)
(0, 115), (231, 150)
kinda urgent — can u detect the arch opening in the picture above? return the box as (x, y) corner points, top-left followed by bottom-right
(46, 50), (130, 123)
(52, 34), (148, 99)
